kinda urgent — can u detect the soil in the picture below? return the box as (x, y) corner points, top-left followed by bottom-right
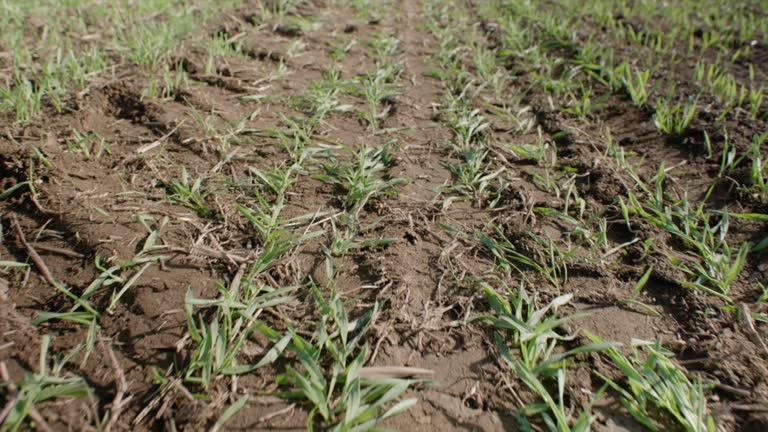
(1, 1), (768, 431)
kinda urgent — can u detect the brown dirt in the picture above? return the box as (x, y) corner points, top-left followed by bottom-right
(2, 1), (768, 431)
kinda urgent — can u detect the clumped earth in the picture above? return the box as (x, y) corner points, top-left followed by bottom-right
(1, 0), (768, 431)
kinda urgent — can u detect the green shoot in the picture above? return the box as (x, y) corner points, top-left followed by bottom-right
(654, 98), (697, 136)
(164, 167), (214, 217)
(278, 285), (418, 431)
(586, 334), (716, 432)
(1, 336), (96, 431)
(317, 143), (406, 214)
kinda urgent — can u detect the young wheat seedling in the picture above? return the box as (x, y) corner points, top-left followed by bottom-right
(278, 282), (419, 431)
(587, 334), (716, 432)
(316, 142), (406, 214)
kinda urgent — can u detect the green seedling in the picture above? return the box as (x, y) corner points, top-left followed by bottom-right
(114, 18), (190, 71)
(654, 98), (697, 136)
(205, 31), (243, 75)
(529, 57), (578, 97)
(474, 280), (612, 431)
(278, 284), (419, 431)
(316, 143), (406, 213)
(446, 108), (489, 153)
(513, 366), (605, 432)
(183, 282), (298, 390)
(470, 42), (505, 97)
(0, 182), (30, 201)
(624, 164), (749, 301)
(564, 87), (606, 121)
(237, 202), (325, 277)
(238, 149), (325, 275)
(1, 0), (241, 122)
(262, 0), (304, 18)
(324, 213), (398, 262)
(587, 334), (716, 432)
(33, 252), (161, 366)
(477, 226), (564, 289)
(211, 395), (249, 432)
(717, 132), (746, 177)
(328, 38), (357, 61)
(476, 281), (584, 371)
(439, 84), (505, 205)
(619, 63), (651, 108)
(444, 146), (506, 205)
(164, 167), (213, 217)
(303, 68), (354, 126)
(187, 106), (252, 163)
(484, 100), (536, 132)
(161, 62), (189, 99)
(747, 132), (768, 203)
(620, 266), (661, 317)
(66, 130), (110, 159)
(357, 69), (403, 132)
(748, 86), (764, 119)
(0, 75), (45, 123)
(349, 0), (387, 20)
(265, 114), (316, 162)
(504, 128), (556, 166)
(1, 336), (96, 431)
(367, 35), (400, 61)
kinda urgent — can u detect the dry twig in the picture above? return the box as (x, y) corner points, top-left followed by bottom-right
(10, 215), (58, 287)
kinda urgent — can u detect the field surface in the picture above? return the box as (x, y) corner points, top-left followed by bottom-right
(1, 0), (768, 431)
